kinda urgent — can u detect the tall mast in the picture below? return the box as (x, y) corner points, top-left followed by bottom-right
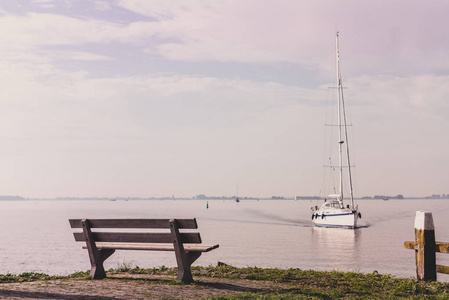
(336, 32), (355, 208)
(336, 32), (344, 205)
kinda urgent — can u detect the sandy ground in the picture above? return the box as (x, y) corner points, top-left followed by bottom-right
(0, 273), (285, 299)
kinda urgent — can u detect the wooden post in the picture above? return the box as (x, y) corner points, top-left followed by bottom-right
(414, 211), (436, 281)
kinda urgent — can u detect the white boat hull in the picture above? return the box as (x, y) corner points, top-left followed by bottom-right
(313, 210), (358, 228)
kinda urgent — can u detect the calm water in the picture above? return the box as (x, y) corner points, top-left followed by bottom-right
(1, 199), (449, 281)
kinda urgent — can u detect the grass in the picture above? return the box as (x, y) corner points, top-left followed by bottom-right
(1, 266), (449, 299)
(0, 272), (54, 283)
(0, 270), (90, 283)
(109, 265), (449, 299)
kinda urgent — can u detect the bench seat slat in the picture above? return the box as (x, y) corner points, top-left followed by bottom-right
(69, 218), (198, 229)
(82, 243), (219, 252)
(73, 232), (202, 244)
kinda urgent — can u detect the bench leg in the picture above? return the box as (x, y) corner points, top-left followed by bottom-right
(176, 252), (202, 283)
(81, 219), (116, 279)
(89, 249), (116, 279)
(169, 219), (204, 283)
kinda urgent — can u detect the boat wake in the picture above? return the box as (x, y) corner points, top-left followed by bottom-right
(242, 208), (314, 227)
(364, 211), (415, 226)
(355, 224), (370, 228)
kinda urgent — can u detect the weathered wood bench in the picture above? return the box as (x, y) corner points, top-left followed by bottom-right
(69, 218), (219, 283)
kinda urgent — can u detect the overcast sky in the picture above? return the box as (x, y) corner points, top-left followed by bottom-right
(0, 0), (447, 198)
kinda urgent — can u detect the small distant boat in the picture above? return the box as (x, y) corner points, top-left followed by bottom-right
(383, 198), (389, 201)
(311, 32), (361, 229)
(235, 183), (240, 203)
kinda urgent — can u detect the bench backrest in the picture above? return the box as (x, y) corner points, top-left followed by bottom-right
(69, 218), (202, 244)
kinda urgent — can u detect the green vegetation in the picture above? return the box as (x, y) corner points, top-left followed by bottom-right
(0, 272), (54, 283)
(1, 266), (448, 299)
(0, 270), (92, 283)
(107, 265), (449, 299)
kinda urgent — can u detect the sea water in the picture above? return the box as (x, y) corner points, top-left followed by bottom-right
(0, 199), (448, 281)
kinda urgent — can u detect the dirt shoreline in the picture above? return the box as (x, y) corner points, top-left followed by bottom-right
(1, 267), (448, 299)
(0, 273), (282, 299)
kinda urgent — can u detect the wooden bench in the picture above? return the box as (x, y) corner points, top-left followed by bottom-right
(69, 218), (219, 283)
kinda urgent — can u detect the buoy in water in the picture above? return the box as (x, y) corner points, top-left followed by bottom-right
(207, 201), (209, 209)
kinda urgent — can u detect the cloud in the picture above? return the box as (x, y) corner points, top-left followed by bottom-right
(94, 1), (112, 11)
(0, 55), (326, 197)
(0, 52), (321, 140)
(5, 1), (449, 77)
(118, 0), (331, 66)
(117, 0), (449, 77)
(42, 50), (113, 61)
(0, 1), (448, 197)
(31, 0), (55, 9)
(348, 74), (449, 119)
(0, 13), (123, 47)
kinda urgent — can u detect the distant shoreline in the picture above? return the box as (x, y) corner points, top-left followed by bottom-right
(1, 196), (448, 201)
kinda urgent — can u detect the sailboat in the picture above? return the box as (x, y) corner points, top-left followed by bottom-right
(311, 32), (361, 228)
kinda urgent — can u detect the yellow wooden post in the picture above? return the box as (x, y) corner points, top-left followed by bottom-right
(414, 211), (436, 281)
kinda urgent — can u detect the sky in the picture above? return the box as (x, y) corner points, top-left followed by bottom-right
(0, 0), (448, 199)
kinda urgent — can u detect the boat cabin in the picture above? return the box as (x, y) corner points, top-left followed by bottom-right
(322, 199), (342, 210)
